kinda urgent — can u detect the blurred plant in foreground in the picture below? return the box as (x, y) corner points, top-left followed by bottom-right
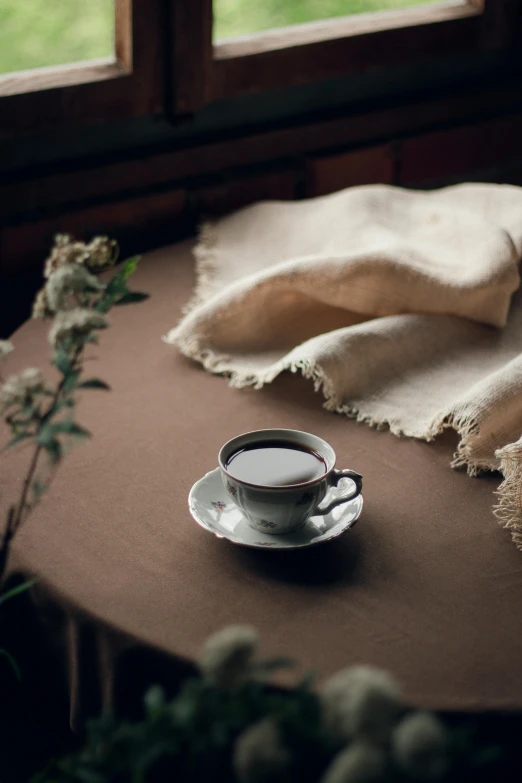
(37, 624), (511, 783)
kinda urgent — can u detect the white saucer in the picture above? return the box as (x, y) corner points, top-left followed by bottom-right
(188, 468), (363, 550)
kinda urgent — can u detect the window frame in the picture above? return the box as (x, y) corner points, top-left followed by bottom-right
(170, 0), (518, 113)
(0, 0), (165, 138)
(0, 1), (518, 136)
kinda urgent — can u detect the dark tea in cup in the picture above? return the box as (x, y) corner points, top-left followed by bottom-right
(225, 439), (327, 486)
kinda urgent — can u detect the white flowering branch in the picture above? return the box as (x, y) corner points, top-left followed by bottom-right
(0, 235), (148, 587)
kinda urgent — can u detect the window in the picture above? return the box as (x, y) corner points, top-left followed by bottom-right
(0, 1), (517, 135)
(0, 0), (164, 137)
(213, 0), (446, 40)
(172, 0), (517, 111)
(0, 1), (114, 75)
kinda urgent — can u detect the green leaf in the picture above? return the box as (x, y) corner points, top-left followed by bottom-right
(47, 440), (62, 461)
(0, 577), (38, 605)
(96, 256), (142, 313)
(63, 371), (80, 393)
(114, 292), (149, 305)
(78, 378), (110, 390)
(94, 295), (116, 315)
(36, 427), (62, 462)
(50, 420), (91, 438)
(69, 423), (91, 439)
(104, 280), (126, 298)
(21, 402), (35, 417)
(107, 256), (140, 293)
(36, 424), (53, 446)
(0, 648), (21, 680)
(5, 431), (31, 449)
(54, 348), (72, 375)
(119, 255), (141, 283)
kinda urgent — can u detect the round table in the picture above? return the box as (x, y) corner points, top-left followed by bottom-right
(3, 239), (522, 715)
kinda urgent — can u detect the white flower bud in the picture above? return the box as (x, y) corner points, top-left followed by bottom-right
(233, 719), (290, 783)
(321, 666), (402, 744)
(199, 625), (258, 689)
(1, 367), (45, 412)
(0, 340), (14, 360)
(32, 288), (53, 320)
(44, 234), (90, 278)
(321, 742), (386, 783)
(84, 236), (118, 269)
(49, 308), (108, 348)
(392, 711), (448, 779)
(45, 263), (104, 312)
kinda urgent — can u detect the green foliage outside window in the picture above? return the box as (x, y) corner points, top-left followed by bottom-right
(0, 1), (443, 75)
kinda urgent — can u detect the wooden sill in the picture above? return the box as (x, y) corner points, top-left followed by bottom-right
(214, 0), (480, 60)
(0, 59), (129, 98)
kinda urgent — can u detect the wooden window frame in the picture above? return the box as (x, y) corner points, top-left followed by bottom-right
(0, 0), (164, 138)
(171, 0), (519, 113)
(0, 1), (518, 137)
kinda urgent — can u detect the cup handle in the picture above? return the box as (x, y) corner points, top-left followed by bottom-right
(315, 470), (363, 516)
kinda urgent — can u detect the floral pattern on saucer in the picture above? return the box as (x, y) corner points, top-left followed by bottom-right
(188, 468), (363, 551)
(226, 481), (237, 497)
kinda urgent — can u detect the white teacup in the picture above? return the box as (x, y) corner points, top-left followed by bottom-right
(218, 428), (363, 535)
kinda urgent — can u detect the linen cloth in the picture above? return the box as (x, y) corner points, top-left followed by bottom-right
(165, 184), (522, 548)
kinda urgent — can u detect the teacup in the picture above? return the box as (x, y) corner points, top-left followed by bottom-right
(218, 428), (362, 535)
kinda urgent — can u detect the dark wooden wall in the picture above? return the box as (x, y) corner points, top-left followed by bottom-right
(2, 67), (522, 336)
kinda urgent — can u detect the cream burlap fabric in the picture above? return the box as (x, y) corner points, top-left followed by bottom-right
(165, 183), (522, 548)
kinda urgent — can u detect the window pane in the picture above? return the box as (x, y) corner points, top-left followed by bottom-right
(214, 0), (445, 40)
(0, 0), (114, 76)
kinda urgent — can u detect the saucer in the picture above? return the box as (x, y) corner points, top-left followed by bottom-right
(188, 468), (363, 550)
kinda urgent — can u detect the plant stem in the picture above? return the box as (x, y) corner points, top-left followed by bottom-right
(0, 343), (83, 587)
(10, 443), (43, 537)
(0, 507), (15, 586)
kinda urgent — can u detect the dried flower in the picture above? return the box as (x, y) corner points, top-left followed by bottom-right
(0, 340), (14, 360)
(199, 625), (258, 688)
(84, 236), (118, 270)
(45, 263), (104, 312)
(49, 308), (108, 348)
(32, 287), (53, 320)
(0, 368), (45, 413)
(320, 742), (386, 783)
(233, 719), (290, 783)
(392, 711), (448, 779)
(321, 666), (402, 744)
(43, 234), (119, 279)
(43, 234), (90, 278)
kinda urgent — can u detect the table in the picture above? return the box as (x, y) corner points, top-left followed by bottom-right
(3, 239), (522, 714)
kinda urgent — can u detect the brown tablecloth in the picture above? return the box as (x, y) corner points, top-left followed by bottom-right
(3, 240), (522, 712)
